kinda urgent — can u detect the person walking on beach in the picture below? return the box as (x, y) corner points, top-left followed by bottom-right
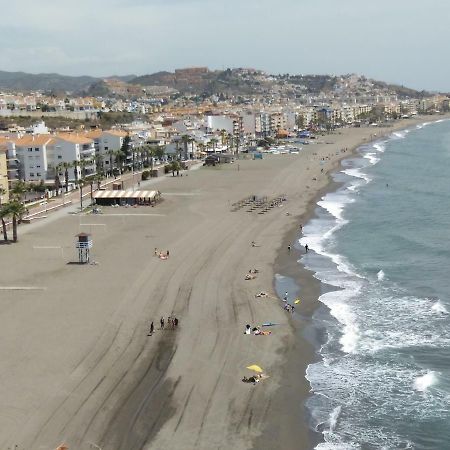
(148, 321), (154, 336)
(287, 245), (291, 252)
(174, 317), (179, 328)
(160, 317), (165, 330)
(166, 250), (170, 258)
(305, 244), (309, 253)
(284, 291), (288, 302)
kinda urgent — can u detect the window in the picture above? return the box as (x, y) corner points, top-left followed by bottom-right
(28, 148), (33, 152)
(30, 173), (34, 177)
(57, 155), (62, 159)
(35, 148), (39, 152)
(36, 165), (41, 168)
(29, 165), (34, 169)
(104, 146), (109, 150)
(36, 173), (41, 177)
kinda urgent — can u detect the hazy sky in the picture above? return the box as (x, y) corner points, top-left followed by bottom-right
(2, 0), (449, 91)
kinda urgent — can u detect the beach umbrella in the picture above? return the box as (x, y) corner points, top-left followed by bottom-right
(294, 298), (301, 304)
(246, 364), (263, 373)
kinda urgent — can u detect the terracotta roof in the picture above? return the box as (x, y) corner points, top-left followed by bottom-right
(55, 133), (94, 145)
(104, 130), (128, 138)
(85, 130), (103, 139)
(14, 135), (55, 147)
(0, 136), (12, 145)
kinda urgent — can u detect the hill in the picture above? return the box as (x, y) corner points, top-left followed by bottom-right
(0, 70), (99, 93)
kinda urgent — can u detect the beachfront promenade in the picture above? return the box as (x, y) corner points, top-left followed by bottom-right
(0, 122), (424, 450)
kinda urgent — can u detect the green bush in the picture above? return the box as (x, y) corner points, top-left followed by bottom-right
(142, 170), (150, 181)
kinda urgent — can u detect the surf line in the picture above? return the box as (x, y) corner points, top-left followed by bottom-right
(0, 286), (47, 291)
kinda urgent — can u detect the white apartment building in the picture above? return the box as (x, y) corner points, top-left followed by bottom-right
(14, 135), (54, 182)
(51, 134), (96, 181)
(14, 134), (96, 183)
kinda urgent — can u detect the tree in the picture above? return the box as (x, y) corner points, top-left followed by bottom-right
(6, 201), (27, 242)
(168, 160), (181, 176)
(10, 180), (28, 202)
(107, 149), (115, 176)
(62, 162), (71, 193)
(114, 150), (126, 174)
(0, 191), (9, 241)
(120, 135), (132, 170)
(181, 135), (192, 160)
(54, 163), (64, 193)
(210, 138), (219, 152)
(72, 160), (80, 186)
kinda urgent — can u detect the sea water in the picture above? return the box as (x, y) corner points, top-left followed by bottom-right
(300, 119), (450, 449)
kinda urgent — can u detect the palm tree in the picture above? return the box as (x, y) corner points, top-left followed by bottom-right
(114, 150), (125, 174)
(54, 163), (64, 193)
(0, 192), (9, 241)
(72, 160), (80, 186)
(10, 180), (28, 202)
(107, 149), (115, 176)
(61, 162), (71, 193)
(6, 200), (27, 242)
(210, 138), (219, 152)
(220, 129), (228, 146)
(180, 135), (192, 160)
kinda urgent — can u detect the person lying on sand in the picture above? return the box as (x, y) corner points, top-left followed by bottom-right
(254, 329), (271, 336)
(248, 268), (259, 274)
(245, 274), (256, 280)
(255, 291), (268, 298)
(242, 375), (260, 384)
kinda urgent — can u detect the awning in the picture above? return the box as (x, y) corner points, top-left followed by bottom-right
(93, 190), (160, 199)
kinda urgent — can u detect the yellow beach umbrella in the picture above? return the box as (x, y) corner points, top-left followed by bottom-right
(294, 298), (301, 304)
(246, 364), (264, 373)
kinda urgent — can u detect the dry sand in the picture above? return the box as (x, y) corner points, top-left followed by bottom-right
(0, 117), (437, 450)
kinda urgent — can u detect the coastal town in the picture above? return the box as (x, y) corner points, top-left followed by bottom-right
(0, 67), (449, 213)
(0, 67), (449, 450)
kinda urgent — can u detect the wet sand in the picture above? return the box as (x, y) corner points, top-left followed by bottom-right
(0, 117), (439, 450)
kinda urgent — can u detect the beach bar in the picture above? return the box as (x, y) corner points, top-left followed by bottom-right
(93, 189), (161, 206)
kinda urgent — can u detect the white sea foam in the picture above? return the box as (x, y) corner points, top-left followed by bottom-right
(373, 142), (386, 152)
(414, 371), (437, 392)
(377, 270), (385, 281)
(319, 289), (361, 354)
(328, 405), (341, 431)
(363, 152), (380, 165)
(342, 168), (371, 183)
(432, 300), (448, 314)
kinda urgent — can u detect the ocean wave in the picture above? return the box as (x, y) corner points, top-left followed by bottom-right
(431, 300), (448, 314)
(363, 152), (380, 165)
(341, 168), (372, 183)
(377, 270), (385, 281)
(413, 371), (437, 392)
(373, 142), (386, 152)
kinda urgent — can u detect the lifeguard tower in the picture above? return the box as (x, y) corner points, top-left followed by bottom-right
(75, 232), (93, 264)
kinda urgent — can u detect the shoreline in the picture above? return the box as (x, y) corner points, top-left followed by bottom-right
(253, 114), (450, 450)
(0, 115), (448, 450)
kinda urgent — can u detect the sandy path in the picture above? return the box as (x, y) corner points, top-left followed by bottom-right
(0, 119), (433, 450)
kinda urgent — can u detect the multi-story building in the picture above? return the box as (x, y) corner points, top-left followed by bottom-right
(14, 134), (96, 183)
(14, 135), (54, 182)
(255, 112), (271, 137)
(51, 134), (96, 181)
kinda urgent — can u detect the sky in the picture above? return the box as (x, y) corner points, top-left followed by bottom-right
(1, 0), (449, 91)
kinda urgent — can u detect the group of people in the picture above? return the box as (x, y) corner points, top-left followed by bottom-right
(282, 291), (295, 313)
(147, 315), (179, 336)
(242, 374), (264, 384)
(154, 248), (170, 260)
(244, 324), (271, 336)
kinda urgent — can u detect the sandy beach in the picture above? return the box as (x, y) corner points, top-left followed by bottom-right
(0, 117), (438, 450)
